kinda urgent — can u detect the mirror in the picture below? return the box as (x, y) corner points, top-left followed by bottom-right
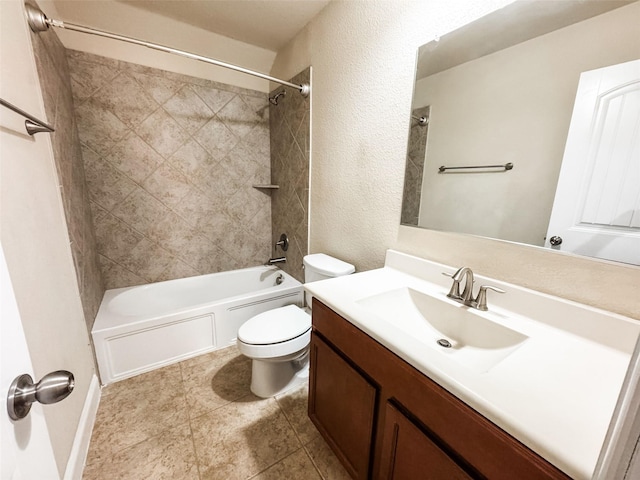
(402, 0), (640, 265)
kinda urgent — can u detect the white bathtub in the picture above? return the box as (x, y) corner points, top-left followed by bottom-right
(92, 266), (303, 384)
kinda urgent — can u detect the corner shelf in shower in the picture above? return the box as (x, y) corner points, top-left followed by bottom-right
(252, 184), (280, 190)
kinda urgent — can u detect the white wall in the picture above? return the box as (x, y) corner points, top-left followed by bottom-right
(41, 0), (277, 92)
(271, 0), (639, 320)
(414, 4), (640, 246)
(0, 0), (96, 475)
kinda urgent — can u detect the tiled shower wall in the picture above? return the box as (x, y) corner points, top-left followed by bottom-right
(29, 22), (104, 330)
(401, 105), (430, 226)
(68, 51), (272, 289)
(270, 69), (311, 282)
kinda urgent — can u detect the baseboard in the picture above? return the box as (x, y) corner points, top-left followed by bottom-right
(63, 374), (101, 480)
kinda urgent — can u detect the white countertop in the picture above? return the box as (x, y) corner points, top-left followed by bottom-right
(305, 250), (639, 480)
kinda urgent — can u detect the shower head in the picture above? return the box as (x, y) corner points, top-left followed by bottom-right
(269, 90), (286, 106)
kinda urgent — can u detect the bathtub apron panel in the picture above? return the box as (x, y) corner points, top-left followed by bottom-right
(92, 267), (303, 384)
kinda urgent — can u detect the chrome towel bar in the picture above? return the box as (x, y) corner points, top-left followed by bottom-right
(0, 97), (55, 135)
(438, 162), (514, 173)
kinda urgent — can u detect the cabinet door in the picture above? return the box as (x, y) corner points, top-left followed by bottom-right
(309, 333), (377, 480)
(379, 402), (473, 480)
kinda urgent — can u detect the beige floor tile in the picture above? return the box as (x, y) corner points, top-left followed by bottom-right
(276, 383), (321, 446)
(82, 424), (198, 480)
(86, 363), (188, 465)
(250, 448), (322, 480)
(180, 346), (252, 418)
(192, 394), (301, 480)
(305, 436), (352, 480)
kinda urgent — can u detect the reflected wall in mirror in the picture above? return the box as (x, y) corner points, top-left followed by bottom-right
(401, 105), (430, 225)
(401, 0), (640, 265)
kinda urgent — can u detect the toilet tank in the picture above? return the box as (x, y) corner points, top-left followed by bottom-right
(303, 254), (355, 283)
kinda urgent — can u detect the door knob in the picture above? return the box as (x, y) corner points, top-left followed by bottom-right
(549, 236), (563, 246)
(7, 371), (74, 421)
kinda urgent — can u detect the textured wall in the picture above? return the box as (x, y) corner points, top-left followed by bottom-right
(29, 17), (104, 330)
(270, 69), (310, 282)
(270, 0), (640, 320)
(69, 51), (271, 289)
(401, 105), (430, 226)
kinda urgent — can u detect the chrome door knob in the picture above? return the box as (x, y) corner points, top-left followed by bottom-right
(549, 236), (563, 246)
(7, 370), (74, 421)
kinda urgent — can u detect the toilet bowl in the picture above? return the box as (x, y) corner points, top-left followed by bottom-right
(237, 305), (311, 397)
(236, 254), (355, 398)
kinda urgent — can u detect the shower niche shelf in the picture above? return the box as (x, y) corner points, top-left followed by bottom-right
(252, 184), (280, 190)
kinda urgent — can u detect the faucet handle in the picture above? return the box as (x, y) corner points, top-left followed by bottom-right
(443, 271), (461, 299)
(474, 285), (505, 311)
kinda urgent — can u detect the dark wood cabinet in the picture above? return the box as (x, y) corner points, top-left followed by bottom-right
(309, 334), (377, 479)
(309, 299), (572, 480)
(379, 402), (473, 480)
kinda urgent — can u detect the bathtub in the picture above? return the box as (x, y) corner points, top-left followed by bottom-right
(92, 266), (303, 384)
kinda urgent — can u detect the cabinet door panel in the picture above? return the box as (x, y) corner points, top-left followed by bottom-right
(309, 333), (377, 480)
(380, 403), (473, 480)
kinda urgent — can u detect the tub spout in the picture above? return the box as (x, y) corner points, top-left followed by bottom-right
(265, 257), (286, 266)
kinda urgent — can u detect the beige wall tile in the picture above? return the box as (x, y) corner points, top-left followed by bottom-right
(30, 25), (105, 333)
(269, 69), (310, 282)
(194, 116), (240, 159)
(137, 107), (191, 157)
(142, 162), (192, 207)
(107, 131), (164, 183)
(70, 52), (272, 288)
(163, 85), (214, 131)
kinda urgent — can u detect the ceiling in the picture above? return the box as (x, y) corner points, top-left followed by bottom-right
(416, 0), (636, 79)
(114, 0), (331, 52)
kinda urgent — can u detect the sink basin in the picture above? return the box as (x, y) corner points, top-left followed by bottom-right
(356, 287), (528, 373)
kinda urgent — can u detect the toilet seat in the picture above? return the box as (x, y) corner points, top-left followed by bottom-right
(237, 305), (311, 359)
(238, 305), (310, 345)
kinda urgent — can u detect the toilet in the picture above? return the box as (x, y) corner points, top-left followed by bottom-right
(237, 254), (355, 397)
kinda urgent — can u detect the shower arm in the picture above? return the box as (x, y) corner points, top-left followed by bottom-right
(412, 115), (428, 126)
(25, 4), (310, 97)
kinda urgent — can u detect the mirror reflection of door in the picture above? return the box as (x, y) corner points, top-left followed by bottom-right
(546, 59), (640, 265)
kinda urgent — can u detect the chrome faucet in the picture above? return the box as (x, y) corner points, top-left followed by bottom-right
(447, 267), (475, 305)
(265, 256), (287, 266)
(445, 267), (505, 311)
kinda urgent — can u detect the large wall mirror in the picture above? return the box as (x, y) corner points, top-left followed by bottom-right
(401, 0), (640, 265)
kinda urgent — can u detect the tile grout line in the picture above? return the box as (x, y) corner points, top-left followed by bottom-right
(302, 442), (330, 480)
(245, 446), (312, 480)
(179, 360), (204, 480)
(274, 388), (327, 480)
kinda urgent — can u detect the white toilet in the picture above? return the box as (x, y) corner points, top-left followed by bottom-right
(237, 254), (355, 397)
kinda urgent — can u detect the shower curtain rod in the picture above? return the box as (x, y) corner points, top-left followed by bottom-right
(25, 4), (310, 97)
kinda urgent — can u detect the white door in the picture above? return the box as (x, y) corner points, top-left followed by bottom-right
(1, 0), (67, 478)
(1, 246), (59, 479)
(546, 60), (640, 265)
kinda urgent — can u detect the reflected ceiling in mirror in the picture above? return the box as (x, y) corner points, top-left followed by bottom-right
(402, 0), (640, 265)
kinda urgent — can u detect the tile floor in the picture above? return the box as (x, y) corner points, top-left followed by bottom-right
(83, 346), (351, 479)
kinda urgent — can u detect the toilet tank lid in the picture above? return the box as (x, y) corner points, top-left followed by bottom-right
(303, 253), (355, 277)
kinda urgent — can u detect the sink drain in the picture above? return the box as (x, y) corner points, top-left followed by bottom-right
(437, 339), (452, 348)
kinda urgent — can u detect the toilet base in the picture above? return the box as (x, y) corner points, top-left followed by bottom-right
(249, 351), (309, 398)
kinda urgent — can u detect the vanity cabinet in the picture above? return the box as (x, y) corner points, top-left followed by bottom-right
(379, 402), (472, 480)
(308, 299), (571, 480)
(308, 333), (377, 479)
